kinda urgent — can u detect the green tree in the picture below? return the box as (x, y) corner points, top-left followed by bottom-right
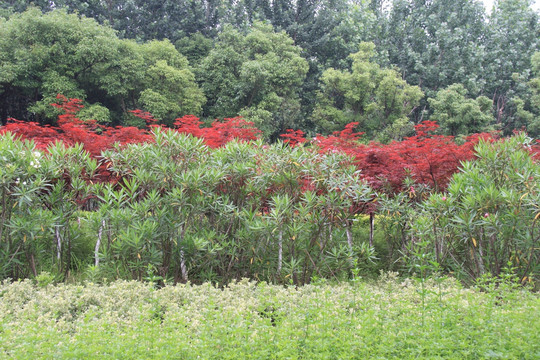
(526, 52), (540, 136)
(312, 42), (423, 139)
(0, 8), (204, 126)
(198, 22), (308, 140)
(0, 8), (122, 123)
(383, 0), (488, 101)
(428, 84), (494, 136)
(12, 0), (221, 41)
(413, 134), (540, 283)
(135, 40), (205, 125)
(175, 32), (214, 65)
(484, 0), (540, 122)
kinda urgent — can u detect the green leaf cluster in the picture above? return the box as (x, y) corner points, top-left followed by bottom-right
(313, 42), (423, 139)
(413, 134), (540, 283)
(199, 22), (308, 140)
(0, 8), (204, 126)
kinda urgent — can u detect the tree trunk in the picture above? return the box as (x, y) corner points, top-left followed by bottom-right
(277, 229), (283, 276)
(179, 248), (188, 283)
(95, 220), (105, 266)
(369, 213), (374, 247)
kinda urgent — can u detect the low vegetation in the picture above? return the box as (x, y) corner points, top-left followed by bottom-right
(0, 273), (538, 359)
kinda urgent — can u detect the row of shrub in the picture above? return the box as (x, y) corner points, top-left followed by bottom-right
(0, 124), (538, 285)
(0, 129), (375, 284)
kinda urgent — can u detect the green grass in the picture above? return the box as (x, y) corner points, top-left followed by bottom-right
(0, 273), (538, 359)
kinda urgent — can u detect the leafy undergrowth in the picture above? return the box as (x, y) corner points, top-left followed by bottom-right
(0, 274), (538, 359)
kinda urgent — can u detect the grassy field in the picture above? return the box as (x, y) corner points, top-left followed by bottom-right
(0, 273), (538, 359)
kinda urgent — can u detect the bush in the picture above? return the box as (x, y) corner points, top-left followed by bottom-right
(411, 133), (540, 284)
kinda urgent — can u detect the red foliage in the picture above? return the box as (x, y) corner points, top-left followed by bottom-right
(385, 123), (474, 191)
(3, 95), (530, 199)
(280, 129), (307, 147)
(1, 118), (60, 151)
(2, 95), (153, 158)
(314, 122), (364, 155)
(51, 95), (84, 126)
(173, 115), (204, 138)
(533, 140), (540, 161)
(129, 109), (159, 128)
(314, 121), (492, 193)
(173, 115), (261, 148)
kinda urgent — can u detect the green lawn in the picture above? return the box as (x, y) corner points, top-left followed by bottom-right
(1, 274), (538, 359)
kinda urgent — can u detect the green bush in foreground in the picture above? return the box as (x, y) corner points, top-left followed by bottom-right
(0, 274), (538, 359)
(411, 134), (540, 284)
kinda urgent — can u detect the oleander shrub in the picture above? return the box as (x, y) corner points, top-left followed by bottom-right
(411, 133), (540, 284)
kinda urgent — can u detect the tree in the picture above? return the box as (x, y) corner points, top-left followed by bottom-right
(382, 0), (488, 101)
(480, 0), (540, 134)
(484, 0), (540, 105)
(0, 8), (122, 124)
(0, 8), (204, 126)
(312, 42), (423, 139)
(198, 22), (308, 140)
(527, 52), (540, 136)
(428, 84), (494, 136)
(134, 40), (205, 126)
(175, 32), (214, 65)
(413, 134), (540, 282)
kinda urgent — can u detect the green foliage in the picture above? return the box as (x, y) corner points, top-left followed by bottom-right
(77, 103), (111, 124)
(175, 32), (214, 65)
(528, 51), (540, 136)
(0, 8), (204, 126)
(0, 130), (377, 284)
(313, 42), (423, 139)
(0, 134), (98, 280)
(0, 277), (538, 358)
(383, 0), (488, 100)
(428, 84), (495, 136)
(412, 134), (540, 284)
(198, 22), (308, 140)
(2, 1), (539, 138)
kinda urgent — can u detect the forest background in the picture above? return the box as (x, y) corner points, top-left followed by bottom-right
(1, 0), (540, 143)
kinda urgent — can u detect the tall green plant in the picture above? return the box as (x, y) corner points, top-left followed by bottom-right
(412, 134), (540, 284)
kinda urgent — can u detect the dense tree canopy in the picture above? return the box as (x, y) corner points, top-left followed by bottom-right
(428, 84), (494, 136)
(483, 0), (540, 133)
(0, 8), (204, 126)
(198, 22), (308, 140)
(313, 42), (423, 139)
(382, 0), (488, 98)
(529, 51), (540, 136)
(1, 1), (539, 140)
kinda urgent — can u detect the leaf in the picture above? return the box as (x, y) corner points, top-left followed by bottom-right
(472, 238), (477, 247)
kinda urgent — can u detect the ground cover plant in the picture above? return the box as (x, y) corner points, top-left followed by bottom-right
(0, 274), (538, 359)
